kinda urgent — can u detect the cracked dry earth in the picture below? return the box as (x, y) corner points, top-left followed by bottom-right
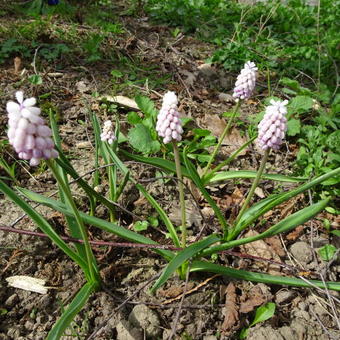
(1, 3), (340, 340)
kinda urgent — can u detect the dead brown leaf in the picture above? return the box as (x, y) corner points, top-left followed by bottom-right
(241, 230), (282, 275)
(286, 225), (304, 241)
(199, 114), (248, 155)
(266, 236), (286, 257)
(239, 284), (273, 313)
(221, 282), (239, 335)
(280, 194), (304, 219)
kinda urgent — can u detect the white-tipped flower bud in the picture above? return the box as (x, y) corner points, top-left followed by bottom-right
(6, 91), (58, 166)
(258, 99), (288, 150)
(100, 120), (116, 144)
(233, 61), (258, 101)
(156, 91), (183, 144)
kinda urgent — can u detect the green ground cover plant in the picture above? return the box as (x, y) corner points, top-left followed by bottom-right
(144, 0), (339, 91)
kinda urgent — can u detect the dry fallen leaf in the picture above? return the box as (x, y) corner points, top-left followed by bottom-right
(221, 282), (239, 335)
(99, 95), (139, 111)
(239, 283), (273, 313)
(6, 276), (48, 294)
(266, 236), (286, 257)
(286, 225), (305, 241)
(241, 230), (282, 275)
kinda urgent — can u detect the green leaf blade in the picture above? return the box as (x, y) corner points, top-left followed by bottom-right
(150, 235), (220, 293)
(47, 282), (95, 340)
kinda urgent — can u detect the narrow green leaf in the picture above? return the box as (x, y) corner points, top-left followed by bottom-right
(190, 261), (340, 291)
(203, 198), (330, 255)
(47, 282), (95, 340)
(0, 181), (87, 270)
(207, 171), (306, 184)
(136, 183), (180, 248)
(120, 150), (190, 178)
(150, 235), (220, 292)
(183, 149), (228, 232)
(18, 187), (174, 261)
(231, 167), (340, 238)
(331, 230), (340, 237)
(103, 148), (180, 247)
(49, 113), (88, 261)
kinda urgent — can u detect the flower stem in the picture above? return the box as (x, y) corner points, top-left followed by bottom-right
(47, 160), (100, 286)
(232, 149), (270, 231)
(202, 101), (241, 178)
(172, 142), (187, 248)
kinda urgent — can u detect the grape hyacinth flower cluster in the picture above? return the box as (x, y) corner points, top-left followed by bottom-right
(233, 61), (258, 101)
(258, 99), (288, 150)
(6, 91), (58, 166)
(156, 91), (183, 144)
(100, 120), (116, 144)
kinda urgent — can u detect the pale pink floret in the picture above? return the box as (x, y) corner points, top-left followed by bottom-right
(156, 91), (183, 144)
(233, 61), (258, 101)
(6, 91), (58, 166)
(100, 120), (116, 144)
(258, 99), (289, 151)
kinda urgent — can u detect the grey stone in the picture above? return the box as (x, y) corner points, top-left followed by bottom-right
(116, 320), (142, 340)
(197, 63), (217, 79)
(218, 93), (234, 103)
(24, 320), (34, 331)
(290, 241), (313, 264)
(129, 304), (161, 338)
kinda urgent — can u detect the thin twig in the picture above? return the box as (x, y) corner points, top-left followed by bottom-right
(0, 225), (181, 250)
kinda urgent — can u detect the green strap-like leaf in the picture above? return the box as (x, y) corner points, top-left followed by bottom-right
(0, 180), (87, 270)
(203, 198), (330, 255)
(50, 111), (89, 260)
(183, 149), (228, 232)
(150, 234), (220, 293)
(18, 187), (174, 261)
(120, 150), (190, 178)
(207, 171), (306, 184)
(55, 158), (117, 213)
(105, 147), (180, 247)
(136, 183), (181, 248)
(230, 167), (340, 239)
(191, 261), (340, 291)
(47, 282), (96, 340)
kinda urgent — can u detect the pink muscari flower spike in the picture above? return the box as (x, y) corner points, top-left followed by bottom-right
(257, 99), (288, 151)
(6, 91), (58, 166)
(156, 91), (186, 251)
(233, 61), (258, 102)
(156, 91), (183, 144)
(232, 99), (289, 237)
